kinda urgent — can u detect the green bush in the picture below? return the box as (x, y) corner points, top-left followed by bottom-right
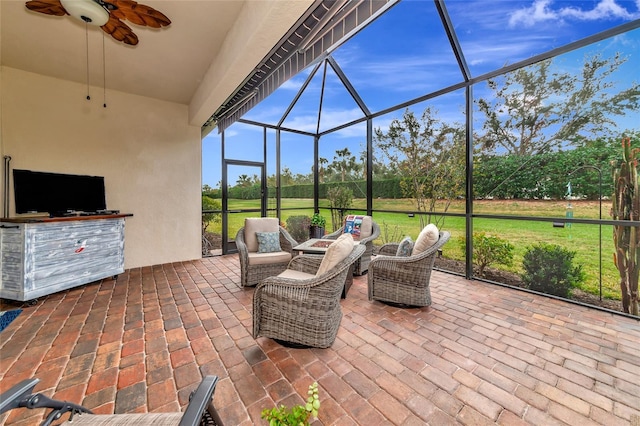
(459, 232), (514, 277)
(472, 140), (617, 200)
(285, 215), (311, 243)
(202, 196), (221, 232)
(521, 243), (585, 298)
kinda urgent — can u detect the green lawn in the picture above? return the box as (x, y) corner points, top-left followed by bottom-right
(210, 198), (621, 301)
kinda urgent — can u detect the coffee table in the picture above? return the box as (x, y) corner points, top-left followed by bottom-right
(293, 238), (337, 254)
(292, 238), (361, 298)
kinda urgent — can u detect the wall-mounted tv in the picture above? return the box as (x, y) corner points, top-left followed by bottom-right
(13, 169), (107, 216)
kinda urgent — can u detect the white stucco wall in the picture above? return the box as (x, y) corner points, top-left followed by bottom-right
(0, 66), (202, 269)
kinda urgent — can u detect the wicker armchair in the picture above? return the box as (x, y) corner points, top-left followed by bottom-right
(253, 244), (366, 348)
(368, 231), (450, 307)
(236, 218), (298, 287)
(324, 216), (380, 275)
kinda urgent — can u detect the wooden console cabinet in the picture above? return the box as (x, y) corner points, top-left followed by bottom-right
(0, 214), (131, 302)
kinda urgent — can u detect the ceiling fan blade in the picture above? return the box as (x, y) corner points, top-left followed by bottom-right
(25, 0), (68, 17)
(107, 0), (170, 28)
(101, 14), (138, 45)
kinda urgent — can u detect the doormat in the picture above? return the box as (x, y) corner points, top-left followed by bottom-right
(0, 309), (22, 333)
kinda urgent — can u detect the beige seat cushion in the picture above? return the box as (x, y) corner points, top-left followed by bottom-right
(277, 269), (316, 280)
(316, 233), (354, 276)
(63, 412), (183, 425)
(248, 251), (292, 265)
(244, 218), (279, 252)
(412, 224), (439, 255)
(342, 215), (372, 240)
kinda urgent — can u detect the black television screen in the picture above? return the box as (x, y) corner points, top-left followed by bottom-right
(13, 169), (106, 215)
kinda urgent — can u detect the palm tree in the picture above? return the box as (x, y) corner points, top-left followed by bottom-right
(236, 174), (251, 187)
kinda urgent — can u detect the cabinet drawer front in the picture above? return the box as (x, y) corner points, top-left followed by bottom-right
(0, 225), (25, 297)
(1, 218), (126, 301)
(24, 220), (124, 291)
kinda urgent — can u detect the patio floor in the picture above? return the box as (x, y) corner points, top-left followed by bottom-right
(1, 254), (640, 425)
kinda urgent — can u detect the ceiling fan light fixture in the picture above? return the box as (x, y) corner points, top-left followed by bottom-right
(60, 0), (109, 26)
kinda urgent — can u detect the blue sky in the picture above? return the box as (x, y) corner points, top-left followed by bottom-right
(202, 0), (640, 188)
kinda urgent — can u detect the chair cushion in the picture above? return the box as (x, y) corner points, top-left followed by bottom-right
(412, 224), (439, 255)
(316, 233), (354, 276)
(248, 251), (292, 265)
(277, 269), (316, 280)
(395, 236), (414, 257)
(62, 412), (183, 425)
(256, 231), (281, 253)
(244, 218), (279, 252)
(342, 215), (372, 240)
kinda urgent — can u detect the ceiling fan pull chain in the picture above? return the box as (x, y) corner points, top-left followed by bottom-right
(85, 23), (90, 101)
(103, 32), (107, 108)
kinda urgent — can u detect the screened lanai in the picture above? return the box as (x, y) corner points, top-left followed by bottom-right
(202, 0), (640, 318)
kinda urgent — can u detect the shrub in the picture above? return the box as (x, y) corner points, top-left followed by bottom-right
(202, 196), (221, 256)
(202, 195), (221, 232)
(380, 221), (403, 244)
(285, 215), (311, 243)
(521, 243), (585, 298)
(459, 232), (514, 277)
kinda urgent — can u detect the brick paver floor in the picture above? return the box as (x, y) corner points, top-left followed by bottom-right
(1, 254), (640, 425)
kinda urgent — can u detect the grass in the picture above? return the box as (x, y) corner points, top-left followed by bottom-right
(210, 198), (622, 301)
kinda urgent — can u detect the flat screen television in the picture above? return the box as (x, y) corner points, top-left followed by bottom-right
(13, 169), (107, 216)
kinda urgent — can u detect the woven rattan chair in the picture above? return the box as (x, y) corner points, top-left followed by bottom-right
(236, 218), (298, 287)
(253, 243), (366, 348)
(368, 231), (450, 307)
(324, 216), (380, 275)
(0, 376), (224, 426)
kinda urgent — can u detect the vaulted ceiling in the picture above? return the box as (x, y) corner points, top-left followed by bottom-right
(0, 0), (314, 127)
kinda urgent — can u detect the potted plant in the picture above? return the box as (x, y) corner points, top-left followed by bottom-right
(309, 213), (326, 239)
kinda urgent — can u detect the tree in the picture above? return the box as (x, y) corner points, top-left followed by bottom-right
(374, 108), (466, 228)
(202, 184), (219, 199)
(318, 157), (328, 183)
(612, 135), (640, 315)
(476, 53), (640, 156)
(267, 174), (277, 188)
(281, 167), (293, 186)
(326, 186), (353, 231)
(236, 174), (251, 187)
(358, 149), (366, 179)
(329, 148), (359, 182)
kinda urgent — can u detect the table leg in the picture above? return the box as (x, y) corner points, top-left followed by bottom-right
(342, 264), (354, 298)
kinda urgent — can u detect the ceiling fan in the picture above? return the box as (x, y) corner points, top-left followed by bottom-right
(25, 0), (171, 46)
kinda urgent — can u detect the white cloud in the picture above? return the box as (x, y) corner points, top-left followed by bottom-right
(223, 129), (239, 138)
(560, 0), (637, 21)
(279, 79), (302, 91)
(509, 0), (558, 27)
(462, 33), (558, 67)
(279, 69), (311, 90)
(281, 107), (365, 134)
(509, 0), (640, 28)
